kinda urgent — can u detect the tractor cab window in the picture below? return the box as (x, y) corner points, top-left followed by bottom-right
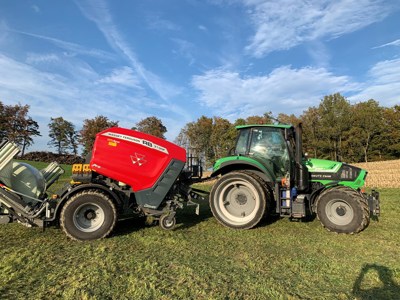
(249, 128), (289, 176)
(235, 128), (250, 155)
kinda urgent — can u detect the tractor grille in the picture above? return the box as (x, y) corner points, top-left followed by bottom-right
(339, 164), (360, 181)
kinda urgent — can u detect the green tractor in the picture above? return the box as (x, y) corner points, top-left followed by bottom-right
(209, 124), (380, 233)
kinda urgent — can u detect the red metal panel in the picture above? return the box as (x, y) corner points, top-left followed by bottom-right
(90, 127), (186, 191)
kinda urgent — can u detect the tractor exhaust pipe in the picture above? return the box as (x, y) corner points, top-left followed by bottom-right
(295, 124), (303, 164)
(295, 123), (309, 191)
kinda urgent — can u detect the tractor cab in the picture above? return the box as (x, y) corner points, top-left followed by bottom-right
(234, 125), (293, 179)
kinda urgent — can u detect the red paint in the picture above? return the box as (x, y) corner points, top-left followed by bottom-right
(90, 127), (186, 191)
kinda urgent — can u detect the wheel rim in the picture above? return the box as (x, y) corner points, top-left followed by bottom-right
(163, 218), (174, 228)
(215, 179), (260, 226)
(73, 203), (105, 232)
(325, 199), (354, 226)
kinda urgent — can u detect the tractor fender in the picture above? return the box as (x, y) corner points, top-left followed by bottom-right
(49, 183), (123, 222)
(309, 182), (340, 212)
(211, 160), (274, 183)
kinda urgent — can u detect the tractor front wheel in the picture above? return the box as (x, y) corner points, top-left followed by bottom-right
(60, 190), (117, 241)
(210, 171), (267, 229)
(316, 186), (370, 234)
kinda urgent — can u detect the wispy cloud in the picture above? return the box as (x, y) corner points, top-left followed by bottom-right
(348, 58), (400, 105)
(243, 0), (394, 57)
(373, 38), (400, 49)
(26, 53), (60, 64)
(97, 66), (141, 88)
(31, 5), (41, 13)
(198, 25), (207, 31)
(146, 14), (181, 31)
(0, 53), (185, 149)
(11, 29), (115, 60)
(74, 0), (184, 102)
(171, 38), (196, 66)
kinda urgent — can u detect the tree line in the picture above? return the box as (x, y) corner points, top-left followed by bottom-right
(1, 93), (399, 165)
(175, 93), (400, 166)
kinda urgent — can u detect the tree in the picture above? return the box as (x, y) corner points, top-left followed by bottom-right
(245, 112), (272, 125)
(378, 105), (400, 159)
(21, 118), (41, 156)
(345, 100), (383, 162)
(1, 103), (41, 156)
(48, 117), (78, 155)
(210, 117), (236, 160)
(135, 116), (167, 139)
(301, 107), (322, 158)
(80, 116), (118, 155)
(317, 93), (352, 161)
(277, 113), (301, 126)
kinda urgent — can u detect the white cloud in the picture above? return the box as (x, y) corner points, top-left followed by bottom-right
(192, 66), (358, 119)
(243, 0), (394, 57)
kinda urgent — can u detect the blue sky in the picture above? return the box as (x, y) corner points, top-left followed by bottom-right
(0, 0), (399, 152)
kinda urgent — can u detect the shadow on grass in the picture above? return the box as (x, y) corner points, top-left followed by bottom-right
(112, 218), (145, 237)
(175, 204), (213, 230)
(353, 263), (400, 299)
(111, 201), (213, 237)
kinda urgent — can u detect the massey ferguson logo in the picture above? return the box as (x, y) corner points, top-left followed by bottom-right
(131, 153), (147, 167)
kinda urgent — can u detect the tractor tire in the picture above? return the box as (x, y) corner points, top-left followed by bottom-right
(210, 171), (268, 229)
(60, 190), (117, 241)
(316, 186), (370, 234)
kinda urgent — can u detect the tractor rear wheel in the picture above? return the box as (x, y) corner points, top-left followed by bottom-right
(60, 190), (117, 241)
(210, 171), (267, 229)
(316, 186), (370, 234)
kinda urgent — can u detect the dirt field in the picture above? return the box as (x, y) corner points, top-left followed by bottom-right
(354, 159), (400, 188)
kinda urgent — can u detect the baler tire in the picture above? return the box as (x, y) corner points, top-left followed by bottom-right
(316, 186), (370, 234)
(210, 171), (267, 229)
(60, 190), (117, 241)
(159, 214), (176, 230)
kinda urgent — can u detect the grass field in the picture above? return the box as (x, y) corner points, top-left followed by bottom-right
(1, 163), (399, 299)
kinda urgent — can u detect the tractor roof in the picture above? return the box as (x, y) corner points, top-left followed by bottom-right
(235, 124), (293, 130)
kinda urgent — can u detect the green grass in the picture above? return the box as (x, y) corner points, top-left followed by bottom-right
(1, 163), (399, 299)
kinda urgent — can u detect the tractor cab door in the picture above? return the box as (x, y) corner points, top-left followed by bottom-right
(245, 127), (291, 178)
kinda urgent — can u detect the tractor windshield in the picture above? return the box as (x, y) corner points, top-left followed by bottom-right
(248, 128), (289, 176)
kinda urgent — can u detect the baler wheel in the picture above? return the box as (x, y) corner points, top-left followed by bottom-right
(159, 214), (176, 230)
(316, 186), (370, 234)
(210, 171), (267, 229)
(60, 190), (117, 241)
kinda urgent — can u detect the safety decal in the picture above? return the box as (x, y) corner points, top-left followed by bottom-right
(131, 153), (147, 167)
(102, 132), (169, 154)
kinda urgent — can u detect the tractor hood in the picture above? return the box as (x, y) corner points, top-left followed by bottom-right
(305, 158), (368, 189)
(305, 158), (342, 173)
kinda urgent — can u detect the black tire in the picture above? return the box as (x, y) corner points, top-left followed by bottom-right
(316, 186), (370, 234)
(60, 190), (117, 241)
(159, 214), (176, 230)
(210, 171), (268, 229)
